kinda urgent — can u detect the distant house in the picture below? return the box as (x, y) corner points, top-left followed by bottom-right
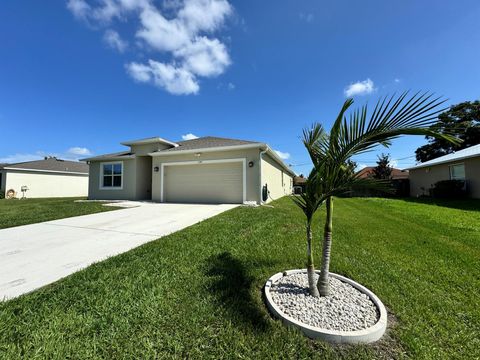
(407, 144), (480, 199)
(356, 167), (409, 180)
(0, 157), (89, 198)
(353, 166), (410, 197)
(293, 175), (307, 194)
(82, 136), (295, 204)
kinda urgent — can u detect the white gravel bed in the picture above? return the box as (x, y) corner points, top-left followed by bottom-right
(269, 273), (379, 331)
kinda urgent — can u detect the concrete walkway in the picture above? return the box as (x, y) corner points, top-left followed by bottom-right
(0, 202), (237, 301)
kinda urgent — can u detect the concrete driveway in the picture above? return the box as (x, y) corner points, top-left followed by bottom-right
(0, 202), (238, 301)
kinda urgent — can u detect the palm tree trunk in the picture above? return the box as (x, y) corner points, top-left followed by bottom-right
(306, 220), (320, 297)
(317, 196), (333, 296)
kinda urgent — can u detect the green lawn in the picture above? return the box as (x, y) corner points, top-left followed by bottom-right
(0, 197), (479, 359)
(0, 198), (119, 229)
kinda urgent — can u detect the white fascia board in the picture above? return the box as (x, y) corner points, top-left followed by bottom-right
(2, 167), (88, 175)
(121, 137), (179, 148)
(148, 143), (264, 156)
(406, 154), (478, 170)
(80, 155), (136, 162)
(264, 146), (297, 177)
(148, 142), (296, 177)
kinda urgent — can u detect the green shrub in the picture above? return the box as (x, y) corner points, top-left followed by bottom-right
(430, 179), (466, 198)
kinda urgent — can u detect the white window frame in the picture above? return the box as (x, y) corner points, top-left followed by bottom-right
(449, 162), (465, 180)
(99, 161), (124, 190)
(160, 158), (246, 203)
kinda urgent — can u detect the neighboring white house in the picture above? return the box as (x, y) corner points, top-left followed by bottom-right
(83, 136), (295, 204)
(407, 144), (480, 199)
(0, 157), (89, 199)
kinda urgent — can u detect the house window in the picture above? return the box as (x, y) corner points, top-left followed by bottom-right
(449, 163), (465, 180)
(101, 162), (123, 189)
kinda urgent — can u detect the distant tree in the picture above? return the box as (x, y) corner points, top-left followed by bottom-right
(372, 153), (392, 179)
(415, 100), (480, 162)
(345, 159), (357, 177)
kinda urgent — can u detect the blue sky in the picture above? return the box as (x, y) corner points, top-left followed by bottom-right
(1, 0), (479, 175)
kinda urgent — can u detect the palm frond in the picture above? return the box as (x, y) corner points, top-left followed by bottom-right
(331, 92), (457, 163)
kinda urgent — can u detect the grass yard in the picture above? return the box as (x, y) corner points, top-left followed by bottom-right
(0, 198), (119, 229)
(0, 197), (479, 359)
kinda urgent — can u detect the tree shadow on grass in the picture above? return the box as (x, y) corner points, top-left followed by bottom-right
(204, 252), (272, 333)
(400, 197), (480, 211)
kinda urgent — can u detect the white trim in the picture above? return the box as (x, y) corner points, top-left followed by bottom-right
(99, 161), (124, 190)
(2, 167), (88, 175)
(160, 158), (246, 203)
(149, 143), (296, 177)
(121, 137), (179, 147)
(448, 162), (465, 180)
(82, 155), (135, 162)
(264, 145), (296, 177)
(149, 143), (263, 157)
(259, 149), (267, 204)
(406, 145), (480, 170)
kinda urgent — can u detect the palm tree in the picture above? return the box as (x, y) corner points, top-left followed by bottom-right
(303, 92), (460, 296)
(291, 168), (324, 297)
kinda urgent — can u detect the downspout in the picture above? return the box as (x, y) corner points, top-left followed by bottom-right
(259, 147), (268, 205)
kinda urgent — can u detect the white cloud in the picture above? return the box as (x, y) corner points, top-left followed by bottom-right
(389, 159), (398, 168)
(181, 133), (199, 140)
(394, 78), (401, 83)
(344, 78), (375, 97)
(0, 147), (93, 164)
(67, 0), (234, 95)
(299, 12), (314, 23)
(103, 29), (128, 52)
(227, 82), (235, 90)
(174, 36), (230, 77)
(178, 0), (232, 33)
(275, 150), (290, 160)
(67, 147), (93, 156)
(67, 0), (91, 20)
(127, 60), (199, 95)
(126, 62), (152, 82)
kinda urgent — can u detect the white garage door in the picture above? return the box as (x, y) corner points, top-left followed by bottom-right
(163, 161), (244, 204)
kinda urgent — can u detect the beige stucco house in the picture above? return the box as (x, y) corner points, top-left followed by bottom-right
(0, 157), (89, 198)
(83, 136), (295, 204)
(407, 144), (480, 199)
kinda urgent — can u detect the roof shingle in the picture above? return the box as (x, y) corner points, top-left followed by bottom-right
(158, 136), (261, 153)
(2, 157), (89, 174)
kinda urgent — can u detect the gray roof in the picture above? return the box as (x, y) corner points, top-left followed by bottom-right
(81, 151), (134, 161)
(159, 136), (261, 153)
(2, 157), (89, 174)
(407, 144), (480, 170)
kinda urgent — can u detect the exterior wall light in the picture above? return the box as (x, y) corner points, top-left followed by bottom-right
(248, 161), (254, 168)
(154, 166), (160, 172)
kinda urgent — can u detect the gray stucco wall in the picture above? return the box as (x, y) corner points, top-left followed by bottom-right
(409, 156), (480, 198)
(130, 143), (170, 156)
(465, 157), (480, 199)
(135, 156), (152, 200)
(151, 148), (262, 203)
(88, 159), (138, 200)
